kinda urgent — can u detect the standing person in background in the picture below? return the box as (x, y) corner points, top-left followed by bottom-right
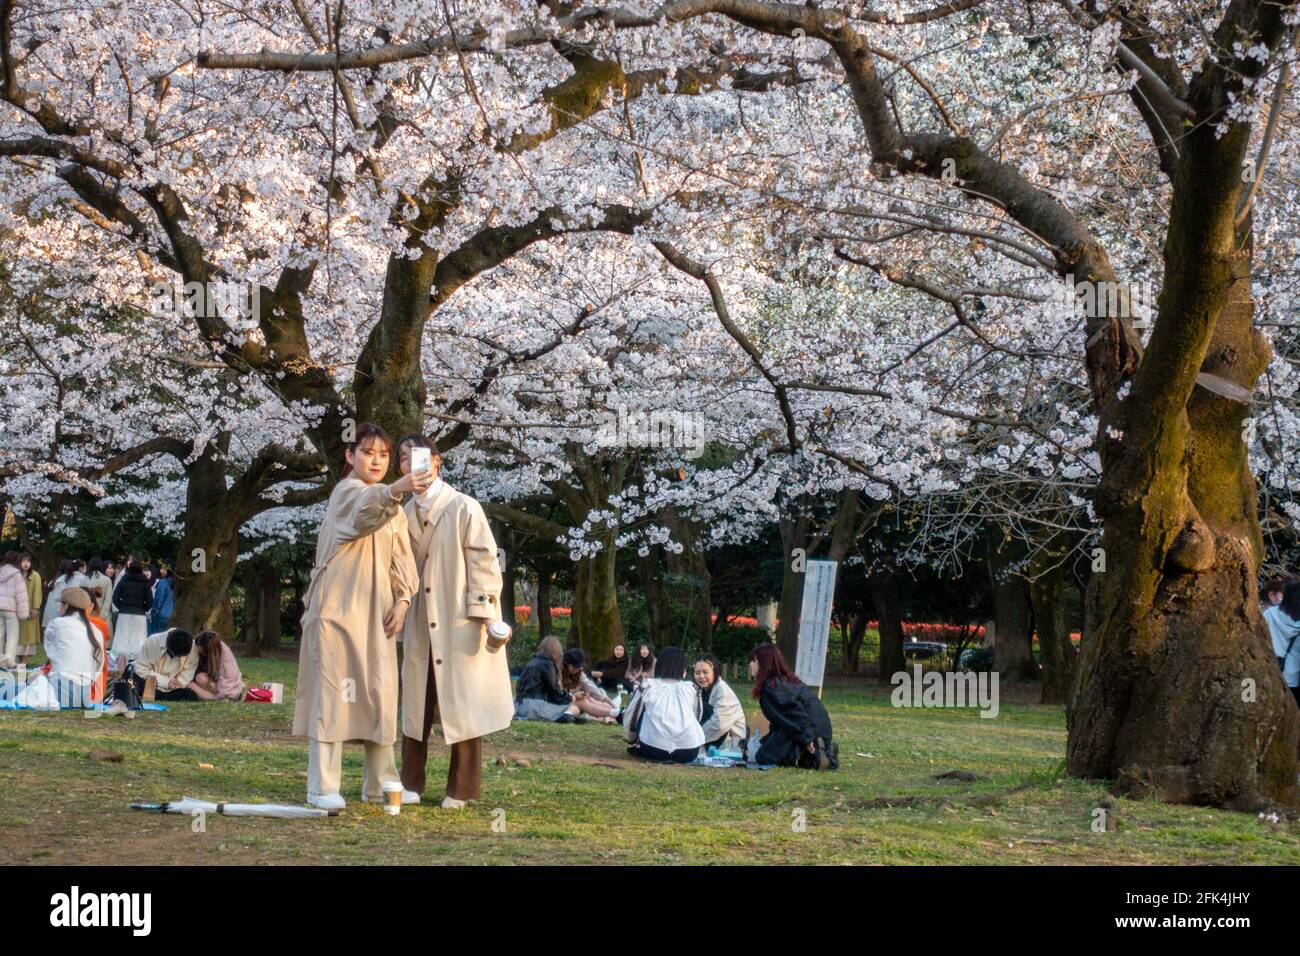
(43, 560), (77, 627)
(395, 435), (516, 810)
(104, 560), (119, 627)
(149, 567), (174, 633)
(188, 630), (245, 701)
(293, 423), (423, 811)
(626, 641), (656, 690)
(0, 551), (30, 669)
(69, 559), (90, 588)
(17, 554), (42, 666)
(111, 557), (154, 661)
(694, 653), (748, 751)
(86, 559), (114, 637)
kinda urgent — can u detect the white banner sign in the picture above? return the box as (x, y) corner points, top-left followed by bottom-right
(795, 559), (838, 687)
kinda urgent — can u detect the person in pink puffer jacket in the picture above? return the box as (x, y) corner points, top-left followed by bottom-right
(0, 551), (32, 669)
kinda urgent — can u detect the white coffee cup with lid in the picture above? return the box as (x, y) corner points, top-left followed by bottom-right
(486, 620), (511, 652)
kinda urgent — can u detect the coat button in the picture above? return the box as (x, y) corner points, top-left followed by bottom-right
(435, 659), (442, 666)
(425, 587), (430, 593)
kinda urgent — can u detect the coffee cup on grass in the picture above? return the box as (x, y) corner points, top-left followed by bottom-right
(382, 780), (403, 815)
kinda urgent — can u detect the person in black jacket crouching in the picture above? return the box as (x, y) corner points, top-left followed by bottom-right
(747, 643), (838, 770)
(513, 636), (582, 723)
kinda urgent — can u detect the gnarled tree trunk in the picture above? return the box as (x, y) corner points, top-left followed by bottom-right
(1069, 44), (1300, 805)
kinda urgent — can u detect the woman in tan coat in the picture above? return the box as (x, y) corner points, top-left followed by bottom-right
(294, 423), (427, 811)
(397, 436), (515, 809)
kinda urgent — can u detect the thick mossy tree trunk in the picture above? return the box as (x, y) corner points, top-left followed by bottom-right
(1069, 29), (1300, 805)
(353, 252), (436, 446)
(170, 444), (240, 638)
(573, 534), (623, 661)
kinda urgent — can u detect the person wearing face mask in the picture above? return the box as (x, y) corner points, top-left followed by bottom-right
(693, 653), (747, 752)
(293, 423), (424, 811)
(394, 434), (515, 810)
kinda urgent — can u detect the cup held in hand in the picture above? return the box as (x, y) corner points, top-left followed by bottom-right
(486, 620), (512, 652)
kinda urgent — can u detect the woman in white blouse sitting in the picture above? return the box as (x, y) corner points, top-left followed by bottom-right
(43, 586), (106, 708)
(624, 646), (705, 763)
(693, 653), (748, 752)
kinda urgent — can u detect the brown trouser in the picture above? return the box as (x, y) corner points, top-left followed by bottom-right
(401, 658), (482, 800)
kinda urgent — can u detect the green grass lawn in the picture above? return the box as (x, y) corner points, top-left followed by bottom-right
(2, 654), (1297, 865)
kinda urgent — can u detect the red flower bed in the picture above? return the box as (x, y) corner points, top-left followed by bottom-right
(711, 614), (760, 627)
(513, 606), (571, 619)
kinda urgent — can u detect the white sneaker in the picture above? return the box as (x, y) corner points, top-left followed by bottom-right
(441, 796), (467, 810)
(362, 789), (421, 805)
(307, 792), (346, 811)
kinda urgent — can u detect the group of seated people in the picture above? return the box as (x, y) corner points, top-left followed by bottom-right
(36, 585), (245, 708)
(514, 636), (838, 769)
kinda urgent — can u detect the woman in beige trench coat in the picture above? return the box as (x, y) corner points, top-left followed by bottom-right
(294, 423), (428, 811)
(397, 437), (515, 808)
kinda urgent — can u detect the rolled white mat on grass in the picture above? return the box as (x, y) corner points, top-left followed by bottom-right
(130, 797), (336, 818)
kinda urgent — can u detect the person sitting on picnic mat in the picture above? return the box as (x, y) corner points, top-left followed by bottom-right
(560, 647), (620, 722)
(694, 653), (747, 752)
(42, 585), (106, 707)
(131, 628), (200, 702)
(514, 636), (582, 723)
(624, 646), (705, 763)
(591, 643), (629, 694)
(746, 643), (838, 770)
(188, 630), (246, 701)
